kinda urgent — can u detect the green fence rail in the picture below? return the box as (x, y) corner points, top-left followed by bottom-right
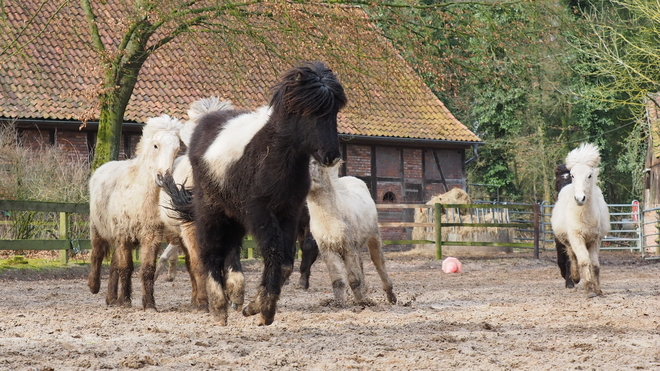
(376, 203), (541, 260)
(0, 200), (262, 264)
(0, 200), (91, 264)
(0, 200), (541, 264)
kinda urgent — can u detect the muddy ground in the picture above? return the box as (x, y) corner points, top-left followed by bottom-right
(0, 248), (659, 370)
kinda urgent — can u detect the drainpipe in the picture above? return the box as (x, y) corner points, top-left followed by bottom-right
(465, 143), (479, 165)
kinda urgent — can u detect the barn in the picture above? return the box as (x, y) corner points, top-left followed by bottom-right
(0, 2), (481, 240)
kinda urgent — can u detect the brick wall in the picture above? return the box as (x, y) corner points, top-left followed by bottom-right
(403, 148), (422, 180)
(345, 145), (371, 177)
(19, 128), (140, 163)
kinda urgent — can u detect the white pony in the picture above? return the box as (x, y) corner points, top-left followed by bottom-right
(551, 143), (610, 298)
(88, 115), (184, 309)
(306, 159), (397, 305)
(157, 97), (235, 311)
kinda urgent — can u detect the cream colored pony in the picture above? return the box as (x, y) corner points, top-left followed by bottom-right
(307, 159), (396, 305)
(551, 143), (610, 298)
(88, 115), (183, 309)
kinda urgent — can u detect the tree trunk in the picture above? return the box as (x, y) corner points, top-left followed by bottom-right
(91, 64), (142, 171)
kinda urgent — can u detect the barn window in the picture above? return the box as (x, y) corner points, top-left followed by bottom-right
(382, 191), (396, 203)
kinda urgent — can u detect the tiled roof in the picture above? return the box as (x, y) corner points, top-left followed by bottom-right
(0, 2), (480, 143)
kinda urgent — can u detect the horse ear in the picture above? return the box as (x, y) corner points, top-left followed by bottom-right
(295, 72), (302, 81)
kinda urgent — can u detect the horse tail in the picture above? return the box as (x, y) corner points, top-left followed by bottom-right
(181, 97), (234, 147)
(269, 61), (347, 118)
(188, 97), (234, 121)
(160, 171), (195, 223)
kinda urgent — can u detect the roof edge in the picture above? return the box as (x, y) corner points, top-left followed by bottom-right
(340, 134), (483, 149)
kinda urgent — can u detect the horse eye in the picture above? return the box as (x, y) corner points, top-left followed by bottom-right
(153, 144), (158, 149)
(588, 175), (592, 178)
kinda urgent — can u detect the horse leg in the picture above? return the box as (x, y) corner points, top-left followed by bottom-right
(555, 237), (568, 279)
(200, 216), (244, 325)
(155, 239), (180, 282)
(298, 235), (319, 289)
(343, 246), (368, 304)
(157, 233), (182, 282)
(88, 226), (109, 294)
(139, 231), (162, 310)
(105, 248), (120, 306)
(320, 249), (348, 305)
(570, 239), (597, 298)
(555, 238), (575, 288)
(566, 245), (580, 287)
(366, 236), (397, 304)
(180, 224), (208, 312)
(243, 215), (295, 326)
(115, 240), (134, 308)
(588, 241), (603, 297)
(167, 245), (180, 281)
(557, 239), (575, 288)
(224, 242), (245, 312)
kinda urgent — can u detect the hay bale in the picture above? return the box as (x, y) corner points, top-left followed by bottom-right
(411, 188), (513, 256)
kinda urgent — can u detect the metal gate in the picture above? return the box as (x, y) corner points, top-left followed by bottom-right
(539, 201), (642, 252)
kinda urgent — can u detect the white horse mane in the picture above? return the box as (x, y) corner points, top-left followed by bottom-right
(135, 114), (184, 157)
(565, 143), (601, 170)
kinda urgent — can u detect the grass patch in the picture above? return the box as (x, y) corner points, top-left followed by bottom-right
(0, 255), (90, 272)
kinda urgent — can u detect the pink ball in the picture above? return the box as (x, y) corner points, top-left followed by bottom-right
(442, 257), (462, 273)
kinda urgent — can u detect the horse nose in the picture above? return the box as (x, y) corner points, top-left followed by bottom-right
(574, 194), (586, 205)
(317, 148), (341, 166)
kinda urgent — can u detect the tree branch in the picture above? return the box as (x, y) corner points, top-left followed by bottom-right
(80, 0), (105, 53)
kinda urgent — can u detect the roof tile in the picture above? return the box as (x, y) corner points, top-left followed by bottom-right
(0, 1), (479, 143)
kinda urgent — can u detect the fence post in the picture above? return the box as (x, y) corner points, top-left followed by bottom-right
(533, 203), (540, 259)
(59, 211), (69, 264)
(435, 203), (442, 260)
(640, 207), (646, 259)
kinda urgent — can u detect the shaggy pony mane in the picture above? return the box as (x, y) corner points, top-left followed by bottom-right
(270, 61), (347, 117)
(136, 115), (184, 156)
(565, 143), (601, 169)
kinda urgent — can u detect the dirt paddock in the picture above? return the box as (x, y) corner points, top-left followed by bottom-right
(1, 249), (659, 370)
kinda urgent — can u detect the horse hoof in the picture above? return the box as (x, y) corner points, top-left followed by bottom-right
(387, 291), (397, 304)
(258, 315), (274, 326)
(587, 292), (599, 298)
(232, 303), (243, 312)
(242, 304), (258, 317)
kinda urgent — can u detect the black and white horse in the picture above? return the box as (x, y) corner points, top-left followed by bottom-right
(168, 61), (347, 325)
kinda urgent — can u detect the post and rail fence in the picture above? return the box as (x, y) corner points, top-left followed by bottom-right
(0, 199), (657, 263)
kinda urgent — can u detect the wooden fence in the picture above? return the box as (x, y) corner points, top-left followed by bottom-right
(0, 200), (541, 263)
(376, 203), (541, 260)
(0, 200), (90, 264)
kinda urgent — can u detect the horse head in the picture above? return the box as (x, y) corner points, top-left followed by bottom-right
(138, 115), (184, 187)
(309, 158), (342, 191)
(565, 143), (601, 207)
(554, 164), (571, 193)
(270, 61), (347, 166)
(570, 163), (597, 206)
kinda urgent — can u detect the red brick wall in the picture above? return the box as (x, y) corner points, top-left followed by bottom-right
(56, 130), (88, 159)
(19, 128), (139, 162)
(345, 145), (371, 177)
(403, 148), (422, 179)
